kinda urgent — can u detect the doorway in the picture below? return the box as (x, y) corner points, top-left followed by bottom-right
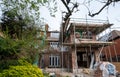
(77, 52), (87, 68)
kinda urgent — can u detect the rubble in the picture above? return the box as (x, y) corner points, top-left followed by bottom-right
(94, 61), (116, 77)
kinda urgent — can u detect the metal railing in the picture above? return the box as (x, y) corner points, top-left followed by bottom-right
(70, 18), (109, 24)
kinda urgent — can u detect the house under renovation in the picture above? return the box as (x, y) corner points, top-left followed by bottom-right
(39, 18), (119, 76)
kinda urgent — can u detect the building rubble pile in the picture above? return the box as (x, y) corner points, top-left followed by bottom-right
(82, 61), (119, 77)
(94, 61), (116, 77)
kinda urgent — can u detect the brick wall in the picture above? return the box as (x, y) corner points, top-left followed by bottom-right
(102, 38), (120, 61)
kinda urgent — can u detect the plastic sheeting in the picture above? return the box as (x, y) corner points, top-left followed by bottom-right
(94, 62), (116, 77)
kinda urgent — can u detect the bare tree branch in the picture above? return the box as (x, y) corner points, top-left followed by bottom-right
(89, 0), (112, 17)
(88, 0), (120, 17)
(61, 0), (71, 13)
(61, 0), (120, 19)
(61, 0), (79, 21)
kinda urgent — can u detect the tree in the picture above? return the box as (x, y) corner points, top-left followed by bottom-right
(61, 0), (79, 21)
(1, 10), (26, 39)
(0, 12), (45, 64)
(0, 0), (48, 27)
(61, 0), (120, 21)
(0, 0), (48, 64)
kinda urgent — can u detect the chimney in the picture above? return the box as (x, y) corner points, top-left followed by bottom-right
(45, 24), (49, 32)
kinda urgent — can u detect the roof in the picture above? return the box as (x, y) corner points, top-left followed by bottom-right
(98, 33), (109, 42)
(109, 30), (120, 41)
(99, 30), (120, 41)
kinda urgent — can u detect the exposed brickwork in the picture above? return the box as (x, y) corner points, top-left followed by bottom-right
(102, 38), (120, 61)
(40, 51), (72, 70)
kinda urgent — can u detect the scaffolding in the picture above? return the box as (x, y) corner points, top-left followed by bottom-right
(59, 17), (115, 74)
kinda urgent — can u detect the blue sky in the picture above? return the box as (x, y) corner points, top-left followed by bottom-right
(40, 0), (120, 31)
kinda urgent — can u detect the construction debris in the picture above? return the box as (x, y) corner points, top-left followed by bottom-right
(94, 61), (116, 77)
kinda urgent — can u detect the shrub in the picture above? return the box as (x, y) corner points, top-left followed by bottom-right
(0, 59), (30, 70)
(0, 37), (23, 59)
(0, 65), (43, 77)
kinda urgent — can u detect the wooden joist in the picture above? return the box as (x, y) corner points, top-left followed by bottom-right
(62, 41), (114, 47)
(68, 23), (113, 35)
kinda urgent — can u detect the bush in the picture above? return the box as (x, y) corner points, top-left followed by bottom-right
(0, 59), (30, 70)
(0, 37), (23, 58)
(0, 65), (43, 77)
